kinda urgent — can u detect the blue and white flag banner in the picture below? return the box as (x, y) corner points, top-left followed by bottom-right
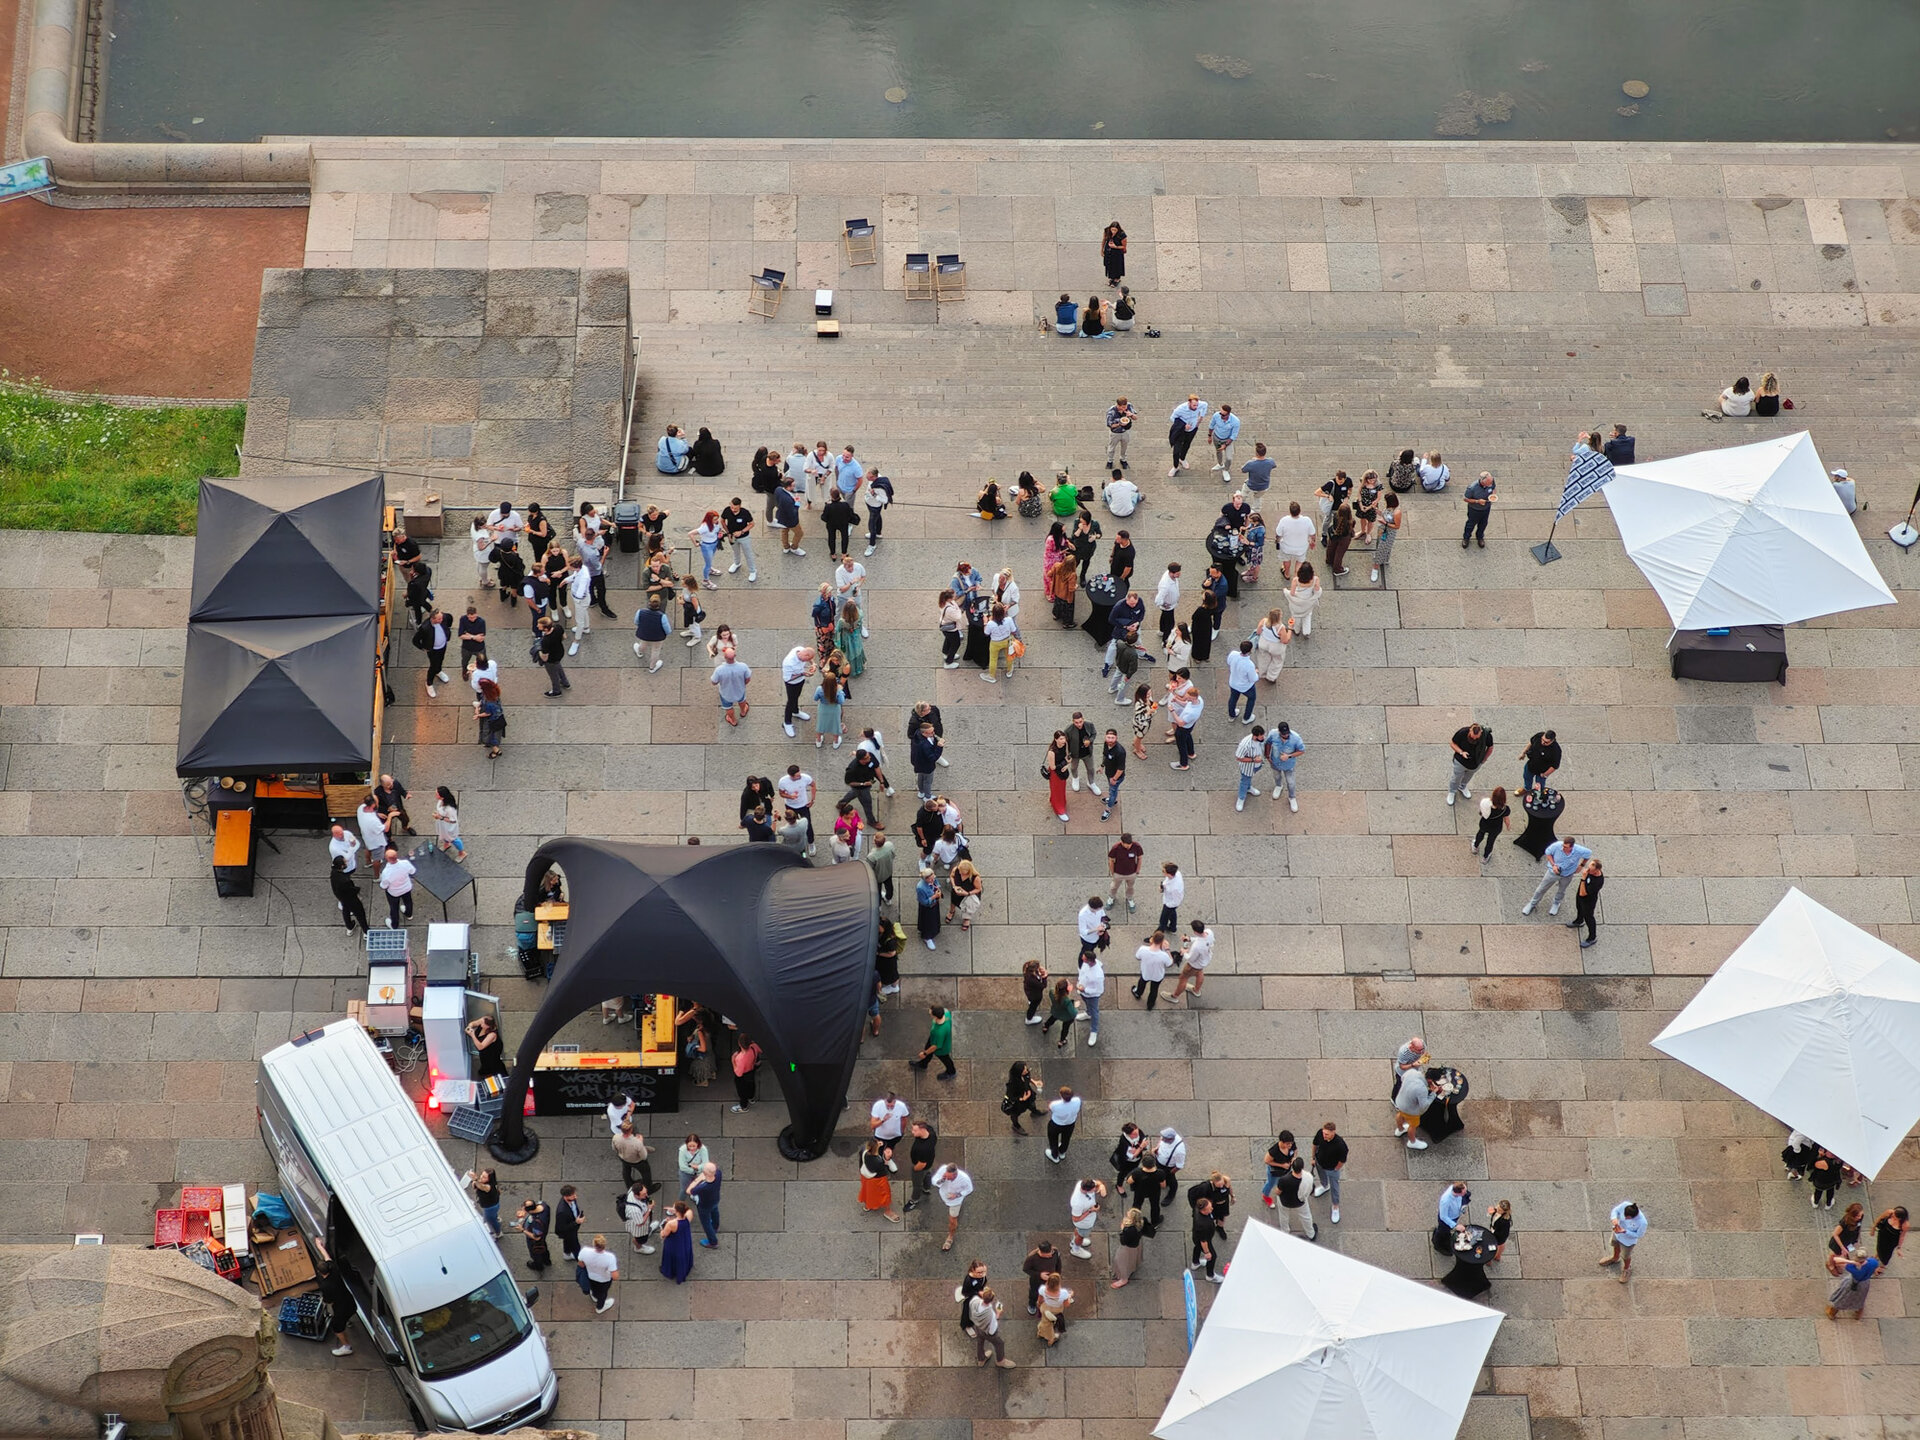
(1556, 448), (1615, 521)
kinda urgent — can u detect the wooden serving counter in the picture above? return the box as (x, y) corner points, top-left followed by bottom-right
(529, 996), (680, 1115)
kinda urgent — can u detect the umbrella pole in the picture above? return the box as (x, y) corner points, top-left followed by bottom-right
(1890, 477), (1920, 550)
(1531, 519), (1563, 566)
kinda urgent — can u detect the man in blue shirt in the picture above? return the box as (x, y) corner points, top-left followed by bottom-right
(1432, 1181), (1470, 1253)
(834, 446), (865, 500)
(1521, 836), (1594, 917)
(1240, 442), (1275, 493)
(1168, 395), (1208, 477)
(656, 426), (691, 474)
(1599, 1199), (1647, 1281)
(1208, 405), (1242, 477)
(1265, 722), (1305, 811)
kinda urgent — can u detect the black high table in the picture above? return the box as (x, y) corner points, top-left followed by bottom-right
(1513, 789), (1566, 860)
(1440, 1223), (1496, 1298)
(407, 843), (478, 921)
(1422, 1066), (1469, 1144)
(1669, 625), (1787, 684)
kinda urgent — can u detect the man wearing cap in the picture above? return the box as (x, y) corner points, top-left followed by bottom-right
(1831, 468), (1858, 515)
(1599, 1199), (1648, 1281)
(1154, 1127), (1188, 1206)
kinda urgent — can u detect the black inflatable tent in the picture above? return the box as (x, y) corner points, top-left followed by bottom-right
(491, 839), (878, 1164)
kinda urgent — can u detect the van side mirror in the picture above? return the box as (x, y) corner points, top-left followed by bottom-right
(522, 1286), (539, 1307)
(378, 1345), (405, 1367)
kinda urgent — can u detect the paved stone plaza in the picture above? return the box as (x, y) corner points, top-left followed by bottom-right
(6, 140), (1920, 1440)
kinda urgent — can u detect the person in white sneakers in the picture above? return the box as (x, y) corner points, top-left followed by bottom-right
(780, 645), (815, 737)
(1234, 726), (1266, 812)
(377, 845), (415, 929)
(1266, 722), (1305, 811)
(1445, 721), (1492, 805)
(1312, 1120), (1348, 1224)
(869, 1089), (911, 1151)
(1168, 394), (1208, 476)
(1226, 640), (1259, 726)
(1131, 930), (1173, 1010)
(1522, 836), (1594, 918)
(1068, 1178), (1107, 1259)
(633, 597), (672, 672)
(579, 1234), (620, 1312)
(1165, 920), (1211, 1005)
(566, 559), (594, 656)
(1207, 404), (1241, 477)
(1395, 1068), (1435, 1150)
(1275, 1156), (1317, 1240)
(1075, 950), (1105, 1047)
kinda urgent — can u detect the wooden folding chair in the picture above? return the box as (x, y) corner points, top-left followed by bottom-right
(903, 253), (934, 303)
(934, 254), (966, 301)
(844, 219), (878, 266)
(747, 267), (787, 319)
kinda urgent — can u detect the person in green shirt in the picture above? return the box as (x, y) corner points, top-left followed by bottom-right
(1050, 475), (1081, 519)
(911, 1003), (956, 1078)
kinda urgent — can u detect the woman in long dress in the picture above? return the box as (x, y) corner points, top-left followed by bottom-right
(858, 1138), (900, 1221)
(1288, 563), (1322, 636)
(1110, 1207), (1147, 1288)
(1828, 1255), (1879, 1318)
(658, 1201), (696, 1283)
(916, 868), (943, 950)
(835, 604), (867, 678)
(1101, 222), (1127, 286)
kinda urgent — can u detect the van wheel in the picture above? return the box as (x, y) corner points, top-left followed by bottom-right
(404, 1398), (429, 1434)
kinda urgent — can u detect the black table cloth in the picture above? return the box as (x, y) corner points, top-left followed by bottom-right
(1669, 625), (1787, 684)
(1513, 789), (1566, 860)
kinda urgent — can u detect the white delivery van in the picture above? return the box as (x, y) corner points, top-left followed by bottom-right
(258, 1019), (557, 1433)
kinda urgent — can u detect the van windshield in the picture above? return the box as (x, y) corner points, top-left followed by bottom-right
(402, 1271), (531, 1378)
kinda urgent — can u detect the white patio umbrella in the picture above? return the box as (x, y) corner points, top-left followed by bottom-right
(1154, 1224), (1502, 1440)
(1604, 431), (1894, 631)
(1651, 887), (1920, 1179)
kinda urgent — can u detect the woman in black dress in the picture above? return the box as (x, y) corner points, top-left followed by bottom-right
(689, 426), (725, 477)
(875, 922), (901, 996)
(1830, 1203), (1866, 1271)
(1071, 514), (1102, 585)
(1877, 1207), (1910, 1268)
(1189, 597), (1217, 663)
(1004, 1061), (1044, 1135)
(1101, 222), (1127, 286)
(523, 503), (554, 563)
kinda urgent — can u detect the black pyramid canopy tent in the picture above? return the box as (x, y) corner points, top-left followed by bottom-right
(491, 839), (878, 1164)
(176, 615), (380, 776)
(188, 475), (385, 622)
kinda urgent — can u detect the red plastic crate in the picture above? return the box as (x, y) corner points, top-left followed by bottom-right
(154, 1208), (213, 1247)
(180, 1186), (224, 1213)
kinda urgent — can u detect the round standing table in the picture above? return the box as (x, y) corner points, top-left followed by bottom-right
(1441, 1223), (1496, 1298)
(1513, 789), (1566, 860)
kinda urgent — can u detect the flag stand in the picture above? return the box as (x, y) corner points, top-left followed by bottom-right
(1891, 477), (1920, 550)
(1531, 523), (1562, 566)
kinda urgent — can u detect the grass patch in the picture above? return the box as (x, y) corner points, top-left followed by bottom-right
(0, 386), (244, 534)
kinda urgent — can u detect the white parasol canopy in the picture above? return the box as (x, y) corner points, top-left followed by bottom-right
(1651, 887), (1920, 1179)
(1154, 1223), (1503, 1440)
(1603, 431), (1894, 631)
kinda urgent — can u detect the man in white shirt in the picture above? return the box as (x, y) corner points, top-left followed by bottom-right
(869, 1090), (910, 1151)
(1132, 931), (1173, 1009)
(1068, 1178), (1107, 1259)
(1152, 564), (1182, 645)
(805, 440), (834, 497)
(1170, 690), (1203, 772)
(328, 825), (361, 874)
(488, 501), (526, 544)
(777, 766), (816, 852)
(1103, 468), (1140, 518)
(834, 557), (868, 636)
(1157, 862), (1185, 933)
(566, 561), (594, 654)
(1274, 503), (1317, 584)
(1226, 642), (1259, 727)
(606, 1094), (636, 1136)
(1600, 1200), (1648, 1281)
(1045, 1086), (1083, 1163)
(1076, 897), (1108, 962)
(467, 654), (500, 694)
(935, 1164), (974, 1250)
(579, 1235), (620, 1312)
(377, 846), (415, 929)
(780, 645), (815, 738)
(1167, 921), (1212, 1006)
(1154, 1127), (1188, 1205)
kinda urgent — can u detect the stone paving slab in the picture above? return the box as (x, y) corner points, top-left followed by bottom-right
(6, 283), (1920, 1439)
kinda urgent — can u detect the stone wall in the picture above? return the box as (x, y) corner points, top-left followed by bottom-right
(240, 267), (631, 506)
